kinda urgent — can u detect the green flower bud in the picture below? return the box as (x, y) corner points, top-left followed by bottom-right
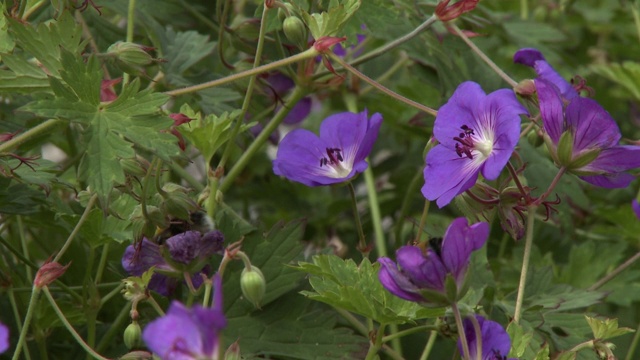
(119, 350), (153, 360)
(277, 3), (296, 22)
(224, 340), (242, 360)
(240, 265), (266, 309)
(161, 183), (198, 221)
(556, 131), (574, 166)
(282, 16), (307, 47)
(233, 18), (261, 40)
(130, 205), (167, 240)
(527, 129), (544, 147)
(107, 42), (154, 67)
(120, 157), (150, 178)
(124, 321), (142, 349)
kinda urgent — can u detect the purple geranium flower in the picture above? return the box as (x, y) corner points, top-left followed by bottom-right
(264, 72), (312, 125)
(0, 322), (8, 354)
(537, 79), (640, 188)
(458, 315), (516, 360)
(122, 231), (224, 296)
(422, 82), (527, 208)
(272, 110), (383, 186)
(513, 48), (578, 101)
(378, 218), (489, 305)
(143, 275), (227, 360)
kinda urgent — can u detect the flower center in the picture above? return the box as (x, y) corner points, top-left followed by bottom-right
(320, 147), (344, 167)
(453, 125), (493, 160)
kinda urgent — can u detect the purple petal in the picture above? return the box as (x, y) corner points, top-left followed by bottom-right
(282, 97), (312, 125)
(0, 322), (8, 354)
(433, 82), (486, 148)
(192, 276), (226, 357)
(580, 172), (636, 188)
(166, 231), (203, 264)
(378, 257), (424, 302)
(566, 97), (621, 153)
(633, 200), (640, 220)
(143, 301), (205, 360)
(266, 72), (294, 96)
(422, 145), (482, 208)
(441, 218), (489, 282)
(536, 79), (565, 144)
(514, 48), (578, 100)
(319, 110), (382, 167)
(200, 230), (225, 258)
(148, 274), (179, 296)
(121, 239), (168, 275)
(458, 315), (511, 359)
(396, 246), (447, 291)
(273, 129), (349, 186)
(477, 89), (526, 180)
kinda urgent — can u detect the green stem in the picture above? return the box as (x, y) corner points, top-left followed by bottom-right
(364, 324), (386, 360)
(219, 85), (308, 193)
(382, 324), (438, 343)
(394, 169), (424, 247)
(452, 302), (471, 360)
(520, 0), (529, 19)
(633, 5), (640, 44)
(588, 250), (640, 291)
(11, 286), (40, 360)
(335, 307), (369, 336)
(626, 321), (640, 360)
(147, 294), (166, 316)
(347, 15), (437, 68)
(419, 319), (440, 360)
(360, 52), (410, 96)
(95, 243), (109, 284)
(54, 193), (99, 263)
(329, 53), (438, 117)
(99, 283), (125, 307)
(8, 289), (32, 360)
(179, 0), (219, 32)
(533, 167), (566, 205)
(202, 278), (213, 307)
(164, 48), (319, 97)
(364, 166), (386, 258)
(207, 2), (271, 218)
(449, 24), (518, 88)
(122, 0), (137, 86)
(17, 216), (32, 281)
(0, 119), (64, 154)
(96, 304), (129, 353)
(42, 288), (111, 360)
(169, 161), (205, 192)
(348, 182), (369, 257)
(416, 199), (431, 244)
(514, 207), (536, 323)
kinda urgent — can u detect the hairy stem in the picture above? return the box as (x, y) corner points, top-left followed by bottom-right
(11, 287), (41, 360)
(54, 193), (99, 263)
(0, 119), (64, 154)
(452, 302), (471, 360)
(348, 182), (369, 257)
(514, 207), (536, 323)
(122, 0), (137, 86)
(589, 250), (640, 291)
(419, 319), (441, 360)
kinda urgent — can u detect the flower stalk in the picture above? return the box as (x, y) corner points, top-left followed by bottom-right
(514, 206), (536, 323)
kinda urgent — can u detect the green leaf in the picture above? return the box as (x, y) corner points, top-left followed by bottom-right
(8, 12), (84, 77)
(590, 62), (640, 101)
(223, 220), (306, 317)
(0, 180), (46, 215)
(555, 351), (577, 360)
(507, 322), (533, 358)
(4, 157), (58, 190)
(20, 51), (178, 204)
(177, 104), (244, 162)
(224, 292), (366, 359)
(585, 316), (635, 340)
(301, 0), (361, 39)
(162, 29), (217, 86)
(534, 344), (550, 360)
(296, 255), (444, 324)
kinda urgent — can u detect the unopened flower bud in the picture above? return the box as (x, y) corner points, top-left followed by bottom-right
(224, 340), (241, 360)
(234, 18), (261, 40)
(514, 79), (536, 97)
(120, 157), (149, 178)
(130, 205), (167, 240)
(161, 183), (198, 221)
(118, 350), (153, 360)
(107, 42), (154, 67)
(282, 16), (307, 47)
(527, 129), (544, 148)
(240, 265), (266, 309)
(124, 321), (142, 349)
(34, 261), (70, 288)
(435, 0), (480, 22)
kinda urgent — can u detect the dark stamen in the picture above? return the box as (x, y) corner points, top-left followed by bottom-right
(453, 125), (476, 159)
(319, 148), (344, 167)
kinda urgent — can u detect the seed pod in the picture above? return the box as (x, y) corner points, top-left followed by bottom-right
(240, 265), (266, 309)
(124, 321), (142, 349)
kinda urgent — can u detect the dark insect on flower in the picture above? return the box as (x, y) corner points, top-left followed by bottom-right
(155, 211), (215, 244)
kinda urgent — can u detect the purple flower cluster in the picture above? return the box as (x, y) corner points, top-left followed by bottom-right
(272, 110), (382, 186)
(143, 275), (227, 360)
(378, 218), (489, 305)
(122, 230), (224, 296)
(422, 82), (527, 208)
(515, 48), (640, 188)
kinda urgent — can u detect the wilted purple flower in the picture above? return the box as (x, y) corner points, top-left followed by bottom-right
(378, 218), (489, 305)
(537, 79), (640, 188)
(513, 48), (578, 101)
(273, 110), (383, 186)
(458, 315), (516, 360)
(143, 275), (227, 360)
(0, 322), (8, 354)
(422, 82), (527, 208)
(633, 199), (640, 220)
(122, 231), (224, 296)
